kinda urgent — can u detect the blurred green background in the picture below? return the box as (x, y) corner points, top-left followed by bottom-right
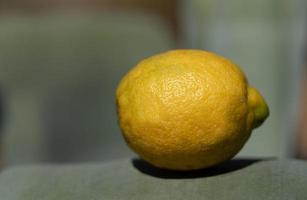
(0, 0), (306, 166)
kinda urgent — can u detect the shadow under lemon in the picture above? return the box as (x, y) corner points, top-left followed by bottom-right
(132, 158), (274, 179)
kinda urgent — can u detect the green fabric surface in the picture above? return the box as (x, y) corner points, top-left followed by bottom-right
(0, 159), (306, 199)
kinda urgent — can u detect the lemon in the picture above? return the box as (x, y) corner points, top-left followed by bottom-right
(116, 49), (269, 170)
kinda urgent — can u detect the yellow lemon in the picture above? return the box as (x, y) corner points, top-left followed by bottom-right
(116, 49), (269, 170)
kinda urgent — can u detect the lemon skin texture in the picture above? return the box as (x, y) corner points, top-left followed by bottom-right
(116, 50), (269, 170)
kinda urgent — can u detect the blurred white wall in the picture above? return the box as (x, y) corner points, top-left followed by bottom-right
(0, 12), (176, 164)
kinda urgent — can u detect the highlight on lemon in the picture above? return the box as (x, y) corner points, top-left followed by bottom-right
(116, 49), (269, 170)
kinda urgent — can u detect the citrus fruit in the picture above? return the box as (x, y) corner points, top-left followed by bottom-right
(116, 49), (269, 170)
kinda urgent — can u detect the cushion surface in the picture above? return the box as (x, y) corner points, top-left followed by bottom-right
(0, 158), (306, 200)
